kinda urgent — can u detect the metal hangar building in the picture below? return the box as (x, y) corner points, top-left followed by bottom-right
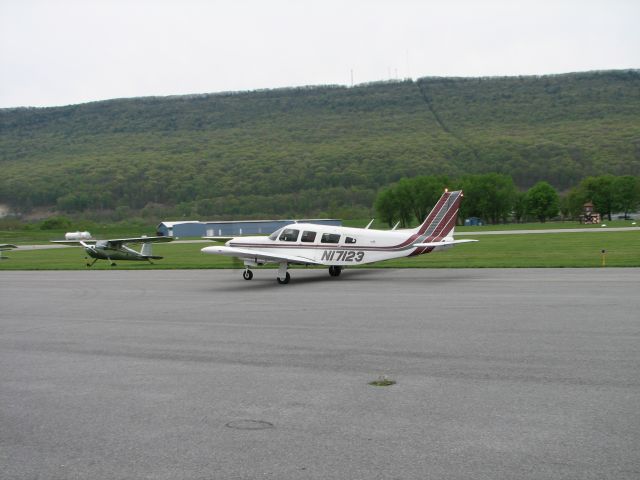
(156, 219), (342, 238)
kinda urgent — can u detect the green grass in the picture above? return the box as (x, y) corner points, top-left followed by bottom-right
(1, 231), (638, 270)
(377, 231), (640, 268)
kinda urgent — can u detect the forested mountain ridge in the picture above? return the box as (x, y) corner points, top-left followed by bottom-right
(1, 70), (639, 218)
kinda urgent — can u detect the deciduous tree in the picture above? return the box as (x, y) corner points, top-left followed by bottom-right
(525, 181), (560, 223)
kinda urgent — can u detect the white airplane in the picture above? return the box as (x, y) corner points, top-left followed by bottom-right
(201, 189), (477, 284)
(51, 236), (173, 266)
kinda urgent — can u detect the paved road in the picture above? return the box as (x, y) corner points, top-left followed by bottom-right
(1, 269), (639, 479)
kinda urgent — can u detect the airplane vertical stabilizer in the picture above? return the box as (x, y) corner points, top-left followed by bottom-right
(140, 242), (153, 257)
(412, 190), (463, 241)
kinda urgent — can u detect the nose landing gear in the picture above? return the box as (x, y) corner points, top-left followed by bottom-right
(276, 262), (290, 284)
(276, 272), (290, 284)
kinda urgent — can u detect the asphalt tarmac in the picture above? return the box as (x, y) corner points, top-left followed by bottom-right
(1, 268), (639, 480)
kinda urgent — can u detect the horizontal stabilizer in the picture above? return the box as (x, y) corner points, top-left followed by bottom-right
(202, 236), (235, 242)
(413, 239), (478, 248)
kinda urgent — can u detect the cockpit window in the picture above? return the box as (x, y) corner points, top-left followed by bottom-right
(268, 228), (283, 241)
(301, 231), (317, 243)
(279, 228), (300, 242)
(321, 233), (341, 244)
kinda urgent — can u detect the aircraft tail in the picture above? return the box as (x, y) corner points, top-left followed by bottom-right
(412, 190), (463, 240)
(140, 241), (165, 260)
(138, 242), (157, 257)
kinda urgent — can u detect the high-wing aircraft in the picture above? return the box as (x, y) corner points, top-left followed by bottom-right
(51, 236), (173, 266)
(0, 244), (18, 259)
(201, 189), (477, 284)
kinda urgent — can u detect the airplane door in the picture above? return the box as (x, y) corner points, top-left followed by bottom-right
(299, 229), (321, 262)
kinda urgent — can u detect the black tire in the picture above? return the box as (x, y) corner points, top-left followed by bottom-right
(277, 272), (290, 284)
(243, 270), (253, 280)
(329, 266), (342, 277)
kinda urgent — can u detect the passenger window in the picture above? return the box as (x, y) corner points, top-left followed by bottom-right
(301, 231), (317, 243)
(279, 228), (299, 242)
(345, 237), (357, 244)
(321, 233), (341, 244)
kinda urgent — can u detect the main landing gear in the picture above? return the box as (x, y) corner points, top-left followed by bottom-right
(243, 269), (253, 280)
(328, 266), (342, 277)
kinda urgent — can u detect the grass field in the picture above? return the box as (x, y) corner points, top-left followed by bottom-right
(1, 220), (637, 244)
(1, 230), (638, 270)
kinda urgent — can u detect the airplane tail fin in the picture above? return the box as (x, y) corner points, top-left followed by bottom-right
(140, 242), (153, 257)
(140, 242), (163, 260)
(413, 190), (464, 240)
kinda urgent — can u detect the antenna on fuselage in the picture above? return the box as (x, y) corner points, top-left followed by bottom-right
(391, 221), (400, 230)
(365, 219), (374, 229)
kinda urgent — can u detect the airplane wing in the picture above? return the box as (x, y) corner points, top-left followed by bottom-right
(104, 236), (174, 246)
(202, 245), (321, 265)
(50, 240), (97, 245)
(0, 244), (18, 250)
(50, 236), (173, 247)
(413, 239), (478, 247)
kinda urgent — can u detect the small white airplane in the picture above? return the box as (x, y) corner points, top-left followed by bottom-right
(201, 189), (477, 284)
(51, 236), (173, 266)
(0, 244), (18, 259)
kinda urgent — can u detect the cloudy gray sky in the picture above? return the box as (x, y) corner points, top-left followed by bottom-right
(1, 0), (638, 108)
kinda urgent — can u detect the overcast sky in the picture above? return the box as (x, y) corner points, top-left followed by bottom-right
(1, 0), (638, 108)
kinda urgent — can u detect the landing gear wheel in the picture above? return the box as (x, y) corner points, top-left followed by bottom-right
(328, 266), (342, 277)
(277, 272), (290, 284)
(243, 269), (253, 280)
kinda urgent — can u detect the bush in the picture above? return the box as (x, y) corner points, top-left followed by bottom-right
(39, 216), (73, 230)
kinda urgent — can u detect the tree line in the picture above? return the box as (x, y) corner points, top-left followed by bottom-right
(374, 174), (640, 226)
